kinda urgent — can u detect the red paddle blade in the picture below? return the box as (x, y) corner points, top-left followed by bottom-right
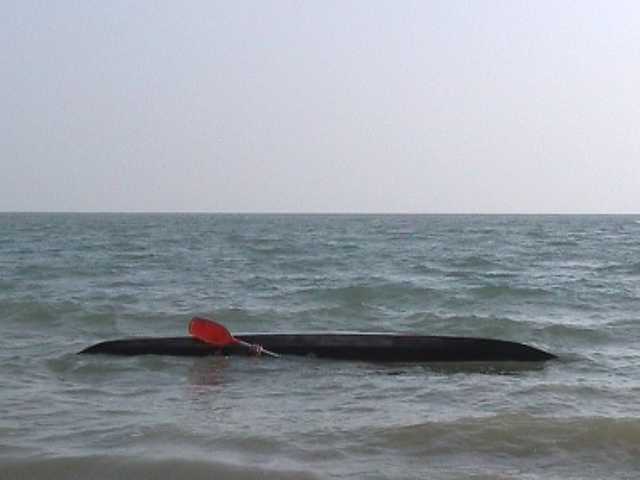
(189, 317), (237, 346)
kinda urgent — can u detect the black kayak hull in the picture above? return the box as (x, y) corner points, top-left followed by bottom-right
(79, 333), (556, 362)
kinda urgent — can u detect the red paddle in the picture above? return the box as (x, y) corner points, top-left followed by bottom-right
(188, 317), (279, 358)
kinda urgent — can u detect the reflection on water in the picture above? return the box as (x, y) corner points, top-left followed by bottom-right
(187, 356), (231, 387)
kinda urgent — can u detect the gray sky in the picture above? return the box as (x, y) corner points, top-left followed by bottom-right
(2, 1), (639, 213)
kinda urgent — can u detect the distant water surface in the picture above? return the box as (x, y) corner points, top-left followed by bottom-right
(1, 213), (640, 479)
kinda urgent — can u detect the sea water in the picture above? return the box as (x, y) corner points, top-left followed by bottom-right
(1, 213), (640, 479)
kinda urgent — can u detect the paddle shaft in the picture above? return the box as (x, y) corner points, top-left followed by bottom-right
(235, 338), (279, 358)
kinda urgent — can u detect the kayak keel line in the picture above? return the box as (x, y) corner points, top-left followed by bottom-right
(79, 333), (556, 362)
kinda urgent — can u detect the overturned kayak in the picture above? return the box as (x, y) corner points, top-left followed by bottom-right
(79, 333), (556, 362)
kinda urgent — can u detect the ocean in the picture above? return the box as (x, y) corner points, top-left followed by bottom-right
(1, 213), (640, 479)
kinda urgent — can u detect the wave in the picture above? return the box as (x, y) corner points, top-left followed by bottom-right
(409, 263), (448, 276)
(369, 414), (640, 458)
(449, 255), (501, 269)
(404, 312), (611, 347)
(112, 251), (159, 262)
(596, 261), (640, 275)
(531, 322), (612, 343)
(296, 281), (440, 309)
(469, 285), (550, 299)
(405, 312), (524, 331)
(0, 455), (319, 480)
(545, 240), (581, 247)
(2, 299), (83, 325)
(246, 244), (302, 256)
(413, 263), (518, 280)
(203, 307), (278, 327)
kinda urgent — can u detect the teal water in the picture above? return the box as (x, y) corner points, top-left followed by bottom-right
(1, 213), (640, 479)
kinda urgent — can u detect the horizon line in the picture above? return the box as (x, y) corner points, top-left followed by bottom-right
(1, 210), (639, 216)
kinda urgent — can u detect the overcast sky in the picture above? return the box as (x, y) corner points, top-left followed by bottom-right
(2, 1), (639, 213)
